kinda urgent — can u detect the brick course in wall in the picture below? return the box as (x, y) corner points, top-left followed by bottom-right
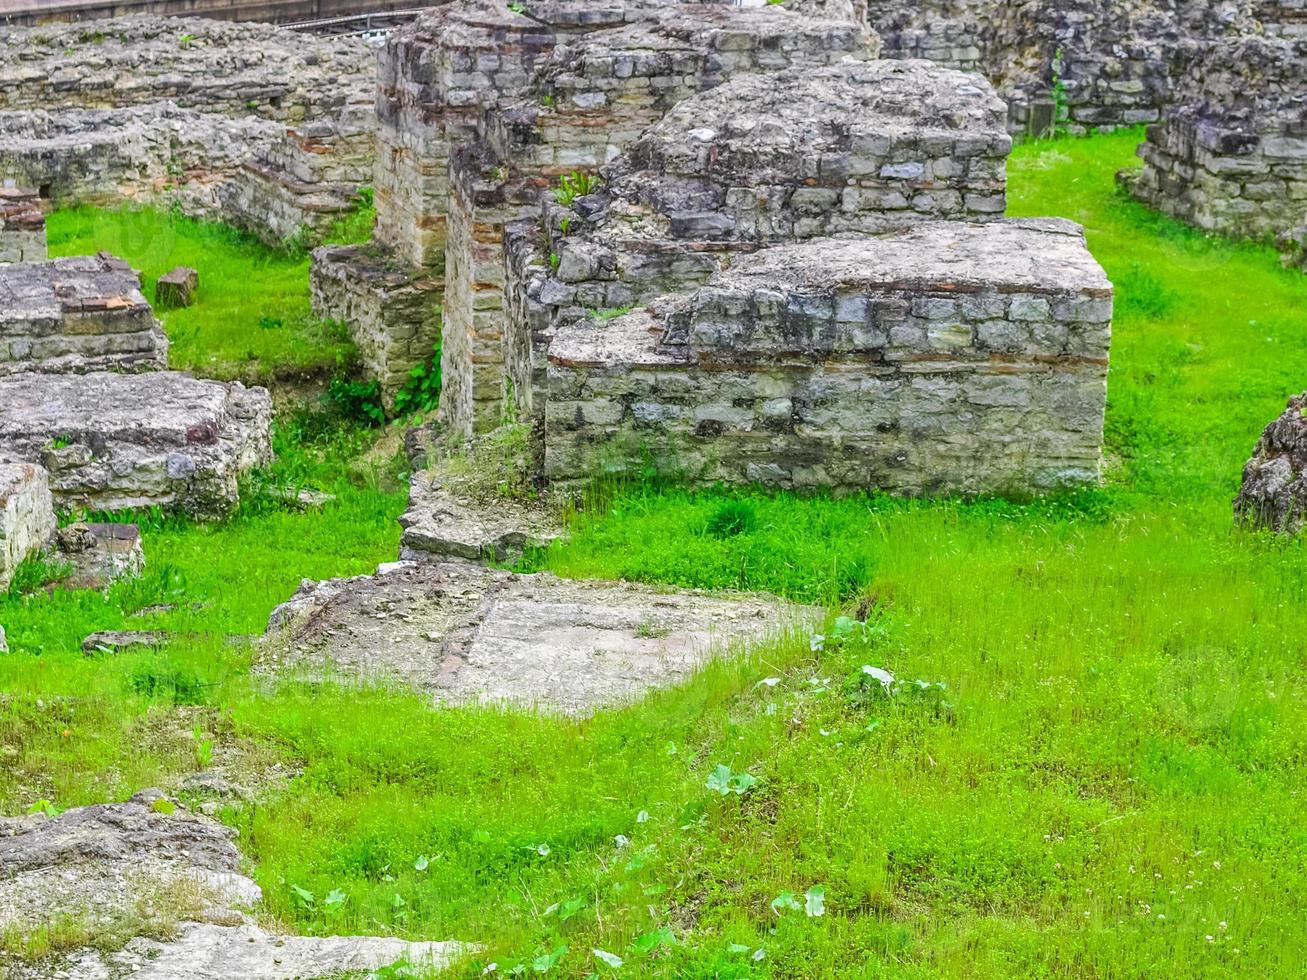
(0, 187), (45, 264)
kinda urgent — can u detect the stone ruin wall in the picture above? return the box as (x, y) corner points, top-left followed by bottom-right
(864, 0), (1292, 136)
(504, 59), (1013, 433)
(317, 0), (877, 416)
(497, 60), (1111, 495)
(1128, 35), (1307, 260)
(0, 253), (168, 377)
(0, 15), (377, 248)
(0, 187), (45, 264)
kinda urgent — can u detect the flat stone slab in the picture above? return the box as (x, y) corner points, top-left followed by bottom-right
(0, 253), (168, 376)
(0, 461), (55, 590)
(0, 370), (272, 519)
(260, 560), (818, 714)
(0, 789), (468, 980)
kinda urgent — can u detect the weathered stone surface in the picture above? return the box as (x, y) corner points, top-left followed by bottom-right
(261, 560), (818, 714)
(0, 371), (272, 519)
(155, 266), (198, 309)
(1128, 36), (1307, 256)
(1235, 391), (1307, 535)
(0, 790), (469, 980)
(0, 461), (55, 591)
(0, 186), (45, 264)
(0, 623), (7, 652)
(0, 253), (167, 376)
(308, 244), (443, 411)
(865, 0), (1272, 135)
(546, 219), (1112, 495)
(50, 522), (145, 591)
(0, 16), (374, 120)
(503, 58), (1015, 429)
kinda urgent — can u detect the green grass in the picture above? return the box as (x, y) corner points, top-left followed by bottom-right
(3, 130), (1306, 978)
(47, 203), (372, 382)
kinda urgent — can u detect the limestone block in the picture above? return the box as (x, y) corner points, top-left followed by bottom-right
(155, 266), (198, 309)
(0, 371), (272, 519)
(0, 461), (55, 590)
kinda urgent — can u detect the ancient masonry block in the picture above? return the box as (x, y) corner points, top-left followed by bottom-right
(309, 246), (443, 411)
(1235, 391), (1307, 535)
(0, 462), (56, 590)
(1128, 36), (1307, 249)
(0, 371), (273, 519)
(0, 187), (45, 264)
(0, 253), (168, 376)
(545, 219), (1113, 495)
(504, 59), (1011, 426)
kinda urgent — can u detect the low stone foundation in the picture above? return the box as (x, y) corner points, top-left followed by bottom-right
(260, 559), (818, 713)
(0, 187), (45, 264)
(1128, 36), (1307, 252)
(0, 253), (168, 376)
(308, 245), (443, 410)
(0, 371), (272, 518)
(545, 220), (1112, 495)
(0, 462), (56, 590)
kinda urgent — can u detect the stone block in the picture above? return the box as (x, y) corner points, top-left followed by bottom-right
(0, 253), (167, 376)
(0, 371), (272, 519)
(1235, 391), (1307, 535)
(0, 461), (55, 590)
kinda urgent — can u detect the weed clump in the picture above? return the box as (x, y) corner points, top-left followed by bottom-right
(705, 500), (757, 538)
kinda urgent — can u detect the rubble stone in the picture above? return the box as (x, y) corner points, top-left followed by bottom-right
(50, 522), (146, 591)
(545, 219), (1112, 495)
(0, 253), (168, 376)
(0, 371), (272, 519)
(0, 186), (44, 264)
(0, 461), (56, 590)
(260, 559), (818, 714)
(0, 790), (469, 980)
(156, 266), (199, 309)
(1235, 391), (1307, 535)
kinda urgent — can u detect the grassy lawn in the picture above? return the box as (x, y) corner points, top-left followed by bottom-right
(2, 130), (1305, 978)
(47, 204), (371, 383)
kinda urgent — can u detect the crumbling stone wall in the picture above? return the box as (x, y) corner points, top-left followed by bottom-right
(0, 462), (56, 590)
(863, 0), (1271, 135)
(0, 253), (168, 376)
(309, 245), (443, 408)
(1236, 391), (1307, 535)
(0, 187), (45, 264)
(1128, 36), (1307, 252)
(546, 221), (1112, 494)
(0, 15), (376, 248)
